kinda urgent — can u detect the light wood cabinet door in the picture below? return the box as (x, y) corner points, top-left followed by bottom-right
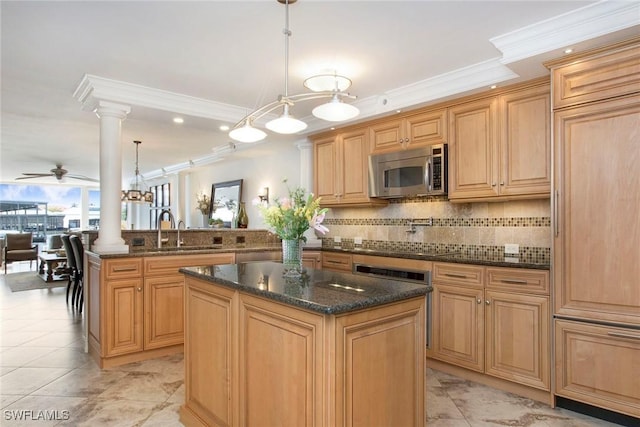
(554, 96), (640, 325)
(555, 319), (640, 418)
(183, 278), (236, 427)
(550, 40), (640, 109)
(370, 109), (447, 154)
(238, 294), (324, 427)
(302, 251), (321, 269)
(314, 135), (340, 205)
(313, 129), (386, 207)
(340, 129), (371, 205)
(105, 278), (144, 357)
(498, 84), (551, 197)
(448, 97), (499, 200)
(144, 275), (184, 350)
(485, 290), (549, 390)
(335, 298), (426, 427)
(430, 283), (484, 372)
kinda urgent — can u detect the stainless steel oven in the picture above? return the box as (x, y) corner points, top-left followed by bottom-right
(352, 262), (432, 348)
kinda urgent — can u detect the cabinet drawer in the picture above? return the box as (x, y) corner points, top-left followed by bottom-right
(104, 258), (143, 280)
(486, 267), (549, 295)
(551, 41), (640, 108)
(322, 252), (352, 272)
(555, 319), (640, 418)
(144, 253), (235, 276)
(433, 262), (484, 288)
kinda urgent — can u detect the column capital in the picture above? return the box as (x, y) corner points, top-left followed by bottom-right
(95, 101), (131, 120)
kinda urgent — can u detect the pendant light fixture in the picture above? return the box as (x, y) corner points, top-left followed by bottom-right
(121, 140), (154, 203)
(228, 0), (359, 143)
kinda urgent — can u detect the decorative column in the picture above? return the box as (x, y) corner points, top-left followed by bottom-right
(92, 101), (130, 254)
(296, 140), (321, 247)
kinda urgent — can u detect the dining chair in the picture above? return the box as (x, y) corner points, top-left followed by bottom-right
(69, 235), (84, 311)
(60, 234), (78, 306)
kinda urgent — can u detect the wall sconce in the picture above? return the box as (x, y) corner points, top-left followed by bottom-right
(258, 187), (269, 203)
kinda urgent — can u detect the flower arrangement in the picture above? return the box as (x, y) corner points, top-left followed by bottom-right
(256, 180), (329, 241)
(196, 193), (211, 215)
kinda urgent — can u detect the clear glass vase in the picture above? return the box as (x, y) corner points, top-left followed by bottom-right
(282, 238), (303, 273)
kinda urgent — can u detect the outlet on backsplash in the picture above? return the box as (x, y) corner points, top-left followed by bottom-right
(354, 237), (363, 246)
(334, 236), (342, 247)
(504, 243), (520, 255)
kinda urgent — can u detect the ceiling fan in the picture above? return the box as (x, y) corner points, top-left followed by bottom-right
(16, 164), (99, 183)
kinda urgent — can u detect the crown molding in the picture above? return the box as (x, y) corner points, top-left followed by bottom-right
(490, 1), (640, 64)
(73, 74), (247, 123)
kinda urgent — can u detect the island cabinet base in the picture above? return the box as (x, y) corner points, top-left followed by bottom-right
(180, 276), (426, 427)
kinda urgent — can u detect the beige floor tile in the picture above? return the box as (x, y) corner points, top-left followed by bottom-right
(0, 346), (58, 367)
(1, 395), (86, 427)
(0, 367), (72, 395)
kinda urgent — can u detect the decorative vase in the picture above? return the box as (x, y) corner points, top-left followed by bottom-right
(202, 214), (208, 228)
(237, 202), (248, 229)
(282, 238), (303, 272)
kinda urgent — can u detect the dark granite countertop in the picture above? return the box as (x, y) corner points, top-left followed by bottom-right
(87, 244), (549, 270)
(325, 247), (550, 270)
(181, 261), (431, 315)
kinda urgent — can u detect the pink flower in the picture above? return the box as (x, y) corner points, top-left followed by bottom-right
(280, 197), (292, 210)
(310, 212), (329, 234)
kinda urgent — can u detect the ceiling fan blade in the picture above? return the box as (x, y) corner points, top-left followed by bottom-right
(15, 174), (53, 180)
(66, 174), (100, 183)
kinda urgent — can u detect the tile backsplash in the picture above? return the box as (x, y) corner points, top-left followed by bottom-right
(320, 196), (551, 262)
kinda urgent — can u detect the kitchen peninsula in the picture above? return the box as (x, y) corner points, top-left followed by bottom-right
(179, 261), (430, 427)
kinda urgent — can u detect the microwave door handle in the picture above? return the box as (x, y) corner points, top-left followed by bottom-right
(425, 156), (432, 191)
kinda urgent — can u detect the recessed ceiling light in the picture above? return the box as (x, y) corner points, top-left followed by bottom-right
(564, 48), (573, 54)
(173, 117), (184, 124)
(219, 125), (230, 131)
(490, 85), (497, 89)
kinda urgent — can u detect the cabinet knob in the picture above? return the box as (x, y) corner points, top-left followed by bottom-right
(137, 287), (142, 292)
(485, 300), (491, 305)
(500, 181), (505, 186)
(492, 182), (497, 187)
(476, 298), (482, 304)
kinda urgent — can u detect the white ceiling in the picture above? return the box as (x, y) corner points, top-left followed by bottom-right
(1, 0), (638, 187)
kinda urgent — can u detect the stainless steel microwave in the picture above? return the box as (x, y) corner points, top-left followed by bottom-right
(368, 144), (447, 198)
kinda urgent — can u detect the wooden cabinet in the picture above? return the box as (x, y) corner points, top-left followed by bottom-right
(428, 263), (550, 393)
(448, 80), (550, 202)
(105, 276), (144, 356)
(313, 129), (386, 207)
(90, 252), (236, 368)
(553, 96), (640, 326)
(181, 275), (426, 427)
(183, 278), (236, 427)
(550, 39), (640, 109)
(302, 250), (321, 269)
(321, 251), (352, 272)
(555, 320), (640, 418)
(549, 38), (640, 417)
(369, 108), (447, 154)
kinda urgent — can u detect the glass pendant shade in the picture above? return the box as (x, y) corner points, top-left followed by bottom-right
(229, 121), (267, 143)
(312, 97), (360, 122)
(265, 105), (308, 134)
(304, 74), (352, 92)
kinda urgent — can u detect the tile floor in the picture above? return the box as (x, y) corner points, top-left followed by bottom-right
(0, 261), (619, 426)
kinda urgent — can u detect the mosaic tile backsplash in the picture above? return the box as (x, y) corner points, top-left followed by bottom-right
(319, 198), (551, 263)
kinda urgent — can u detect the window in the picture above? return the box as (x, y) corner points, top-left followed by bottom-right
(149, 183), (171, 228)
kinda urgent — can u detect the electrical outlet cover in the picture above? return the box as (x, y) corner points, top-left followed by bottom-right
(504, 243), (519, 255)
(334, 236), (342, 243)
(354, 237), (363, 245)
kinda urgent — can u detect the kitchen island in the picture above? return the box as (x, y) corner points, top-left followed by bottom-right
(179, 261), (430, 427)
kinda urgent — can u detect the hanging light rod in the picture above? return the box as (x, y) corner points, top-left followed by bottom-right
(121, 140), (154, 204)
(229, 0), (359, 143)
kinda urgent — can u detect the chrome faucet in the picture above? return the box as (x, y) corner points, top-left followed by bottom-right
(157, 209), (175, 248)
(177, 220), (185, 248)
